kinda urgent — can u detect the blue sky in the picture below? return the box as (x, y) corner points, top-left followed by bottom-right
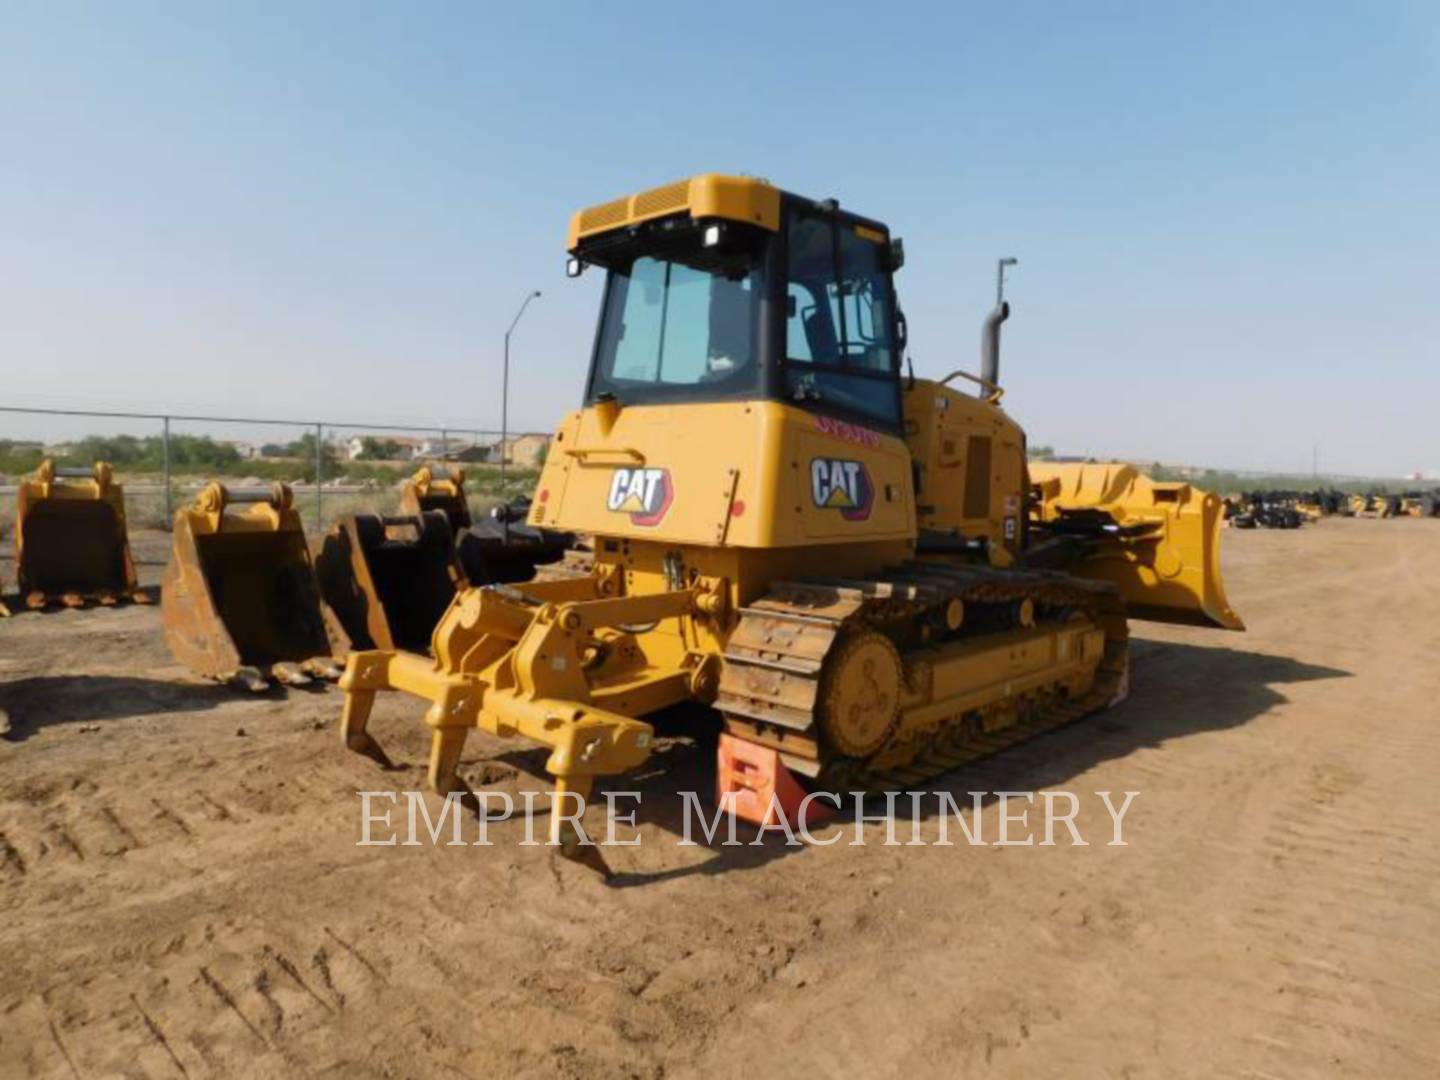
(2, 2), (1436, 475)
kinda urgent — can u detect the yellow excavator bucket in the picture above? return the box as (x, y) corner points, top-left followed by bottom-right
(399, 466), (472, 533)
(315, 511), (466, 653)
(1029, 462), (1244, 631)
(161, 482), (346, 689)
(14, 459), (145, 609)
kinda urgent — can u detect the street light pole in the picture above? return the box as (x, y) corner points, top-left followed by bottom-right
(501, 289), (541, 537)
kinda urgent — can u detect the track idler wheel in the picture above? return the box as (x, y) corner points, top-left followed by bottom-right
(817, 630), (902, 759)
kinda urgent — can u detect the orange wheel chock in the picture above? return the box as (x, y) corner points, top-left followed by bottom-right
(716, 734), (835, 830)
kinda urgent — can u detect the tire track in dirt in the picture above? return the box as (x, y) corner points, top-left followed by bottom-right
(1226, 701), (1440, 1077)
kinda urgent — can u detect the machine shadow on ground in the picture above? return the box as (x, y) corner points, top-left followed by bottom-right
(0, 674), (235, 740)
(496, 640), (1351, 887)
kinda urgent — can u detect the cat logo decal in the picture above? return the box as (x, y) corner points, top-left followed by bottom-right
(810, 458), (873, 522)
(606, 467), (674, 526)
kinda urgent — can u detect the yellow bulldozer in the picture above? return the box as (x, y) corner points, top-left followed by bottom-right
(338, 174), (1242, 853)
(13, 459), (147, 609)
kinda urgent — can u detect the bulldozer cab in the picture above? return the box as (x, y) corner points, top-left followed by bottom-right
(162, 482), (345, 687)
(14, 459), (143, 608)
(575, 176), (904, 437)
(316, 512), (464, 653)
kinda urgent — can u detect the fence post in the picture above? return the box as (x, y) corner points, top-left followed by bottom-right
(162, 415), (172, 521)
(315, 422), (323, 532)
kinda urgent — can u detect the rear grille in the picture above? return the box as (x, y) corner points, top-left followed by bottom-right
(578, 197), (629, 234)
(632, 179), (690, 218)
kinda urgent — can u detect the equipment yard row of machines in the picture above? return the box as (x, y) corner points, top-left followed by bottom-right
(1223, 489), (1440, 528)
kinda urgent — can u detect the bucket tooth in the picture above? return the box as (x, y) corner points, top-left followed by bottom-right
(231, 667), (269, 694)
(302, 656), (344, 681)
(271, 662), (313, 688)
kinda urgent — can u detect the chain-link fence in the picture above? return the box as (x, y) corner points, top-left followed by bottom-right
(0, 405), (549, 533)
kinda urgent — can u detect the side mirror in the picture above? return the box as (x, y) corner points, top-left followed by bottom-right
(888, 237), (906, 271)
(566, 257), (585, 278)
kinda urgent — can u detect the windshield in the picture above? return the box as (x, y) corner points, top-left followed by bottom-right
(589, 253), (763, 404)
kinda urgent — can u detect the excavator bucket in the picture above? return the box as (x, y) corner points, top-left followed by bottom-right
(400, 465), (570, 584)
(161, 482), (346, 690)
(399, 466), (472, 533)
(315, 511), (466, 653)
(1029, 462), (1244, 631)
(14, 459), (146, 609)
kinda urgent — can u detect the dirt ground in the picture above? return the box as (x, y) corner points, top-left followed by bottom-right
(1, 519), (1437, 1079)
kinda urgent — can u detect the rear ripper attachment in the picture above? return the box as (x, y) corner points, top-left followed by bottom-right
(338, 564), (725, 854)
(316, 511), (466, 653)
(14, 459), (147, 609)
(161, 482), (347, 691)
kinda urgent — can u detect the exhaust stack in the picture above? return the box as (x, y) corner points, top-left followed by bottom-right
(980, 301), (1010, 394)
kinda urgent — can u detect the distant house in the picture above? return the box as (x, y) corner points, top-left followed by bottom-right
(496, 434), (550, 467)
(452, 443), (492, 463)
(346, 435), (426, 461)
(227, 441), (266, 460)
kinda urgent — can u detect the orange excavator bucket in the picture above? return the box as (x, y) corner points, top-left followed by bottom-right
(161, 482), (346, 690)
(1029, 461), (1244, 632)
(315, 511), (466, 653)
(14, 459), (146, 609)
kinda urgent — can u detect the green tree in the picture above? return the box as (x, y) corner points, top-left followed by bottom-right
(355, 436), (403, 460)
(288, 432), (339, 482)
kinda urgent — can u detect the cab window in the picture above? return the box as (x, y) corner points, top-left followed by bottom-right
(591, 254), (761, 402)
(784, 210), (899, 427)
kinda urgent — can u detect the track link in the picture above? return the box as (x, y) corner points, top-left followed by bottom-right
(717, 561), (1129, 789)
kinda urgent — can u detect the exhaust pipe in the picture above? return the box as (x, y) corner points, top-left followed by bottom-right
(980, 301), (1010, 394)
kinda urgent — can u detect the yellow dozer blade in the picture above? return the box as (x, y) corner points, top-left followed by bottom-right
(14, 459), (146, 609)
(1029, 462), (1244, 631)
(315, 511), (466, 653)
(161, 482), (347, 690)
(399, 466), (472, 534)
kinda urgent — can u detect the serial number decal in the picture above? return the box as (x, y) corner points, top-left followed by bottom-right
(814, 415), (882, 449)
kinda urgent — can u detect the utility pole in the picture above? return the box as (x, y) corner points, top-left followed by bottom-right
(502, 289), (542, 539)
